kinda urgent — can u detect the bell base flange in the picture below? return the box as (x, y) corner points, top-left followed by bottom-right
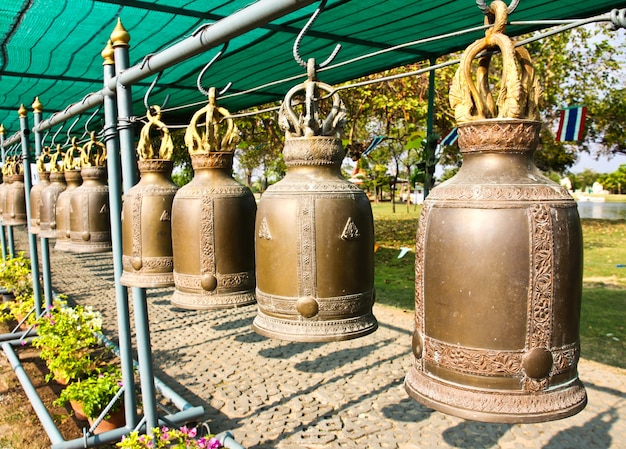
(54, 239), (72, 252)
(404, 366), (587, 424)
(120, 271), (175, 289)
(68, 243), (113, 254)
(171, 289), (256, 310)
(38, 230), (57, 239)
(252, 309), (378, 343)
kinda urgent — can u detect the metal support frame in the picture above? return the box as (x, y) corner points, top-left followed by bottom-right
(18, 109), (43, 316)
(32, 104), (54, 308)
(0, 1), (325, 447)
(0, 129), (14, 258)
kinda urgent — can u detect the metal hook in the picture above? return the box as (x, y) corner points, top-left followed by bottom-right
(50, 122), (65, 147)
(476, 0), (519, 15)
(293, 0), (342, 70)
(197, 42), (232, 97)
(63, 116), (82, 146)
(143, 71), (171, 112)
(81, 107), (102, 138)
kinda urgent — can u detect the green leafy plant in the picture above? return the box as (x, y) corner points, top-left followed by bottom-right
(55, 367), (123, 420)
(0, 253), (33, 299)
(117, 426), (222, 449)
(32, 299), (106, 383)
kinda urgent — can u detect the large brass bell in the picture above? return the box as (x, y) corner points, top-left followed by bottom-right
(404, 2), (586, 423)
(121, 106), (178, 287)
(171, 88), (256, 309)
(0, 164), (8, 225)
(253, 61), (377, 342)
(54, 140), (82, 251)
(30, 147), (52, 235)
(3, 156), (28, 226)
(39, 147), (67, 238)
(69, 133), (111, 253)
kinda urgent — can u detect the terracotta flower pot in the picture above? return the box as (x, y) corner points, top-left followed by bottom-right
(88, 408), (125, 434)
(69, 399), (88, 421)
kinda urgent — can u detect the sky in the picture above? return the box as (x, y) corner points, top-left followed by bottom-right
(569, 151), (626, 174)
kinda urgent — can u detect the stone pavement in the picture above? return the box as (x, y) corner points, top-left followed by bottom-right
(12, 230), (626, 449)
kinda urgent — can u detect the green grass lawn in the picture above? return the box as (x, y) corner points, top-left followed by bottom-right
(371, 201), (626, 368)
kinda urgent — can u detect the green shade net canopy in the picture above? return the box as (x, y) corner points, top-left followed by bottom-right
(0, 0), (625, 136)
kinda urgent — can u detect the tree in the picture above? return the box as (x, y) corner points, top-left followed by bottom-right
(598, 164), (626, 194)
(589, 88), (626, 156)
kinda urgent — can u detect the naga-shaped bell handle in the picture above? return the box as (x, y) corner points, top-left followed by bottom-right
(449, 0), (541, 123)
(136, 105), (174, 160)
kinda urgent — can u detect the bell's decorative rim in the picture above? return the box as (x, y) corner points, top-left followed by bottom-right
(64, 169), (82, 182)
(80, 165), (107, 180)
(190, 151), (234, 170)
(283, 135), (345, 167)
(457, 118), (541, 153)
(138, 159), (174, 173)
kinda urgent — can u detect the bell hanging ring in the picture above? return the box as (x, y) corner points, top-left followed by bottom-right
(68, 132), (112, 253)
(3, 157), (28, 226)
(171, 88), (257, 309)
(39, 146), (67, 238)
(253, 62), (377, 342)
(404, 2), (586, 423)
(54, 139), (82, 251)
(121, 105), (178, 287)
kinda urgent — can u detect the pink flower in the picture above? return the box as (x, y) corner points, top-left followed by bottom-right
(208, 437), (222, 449)
(187, 427), (197, 438)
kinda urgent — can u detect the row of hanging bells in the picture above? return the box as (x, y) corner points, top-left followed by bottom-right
(32, 133), (111, 253)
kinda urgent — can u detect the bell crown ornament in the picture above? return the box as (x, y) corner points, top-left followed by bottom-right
(136, 105), (174, 161)
(37, 146), (52, 174)
(63, 138), (82, 172)
(449, 0), (541, 123)
(185, 87), (239, 155)
(81, 132), (107, 167)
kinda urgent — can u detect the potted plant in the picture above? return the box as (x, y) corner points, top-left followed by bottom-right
(55, 367), (125, 432)
(117, 425), (223, 449)
(33, 299), (106, 384)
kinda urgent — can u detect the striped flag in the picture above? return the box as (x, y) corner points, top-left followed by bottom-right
(362, 135), (385, 157)
(440, 127), (458, 146)
(556, 106), (587, 142)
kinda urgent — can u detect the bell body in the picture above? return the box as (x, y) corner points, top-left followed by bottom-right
(171, 152), (256, 309)
(405, 119), (586, 423)
(253, 136), (377, 342)
(30, 171), (50, 234)
(0, 179), (7, 225)
(54, 170), (82, 251)
(121, 160), (178, 288)
(39, 172), (66, 238)
(69, 166), (111, 253)
(3, 174), (27, 226)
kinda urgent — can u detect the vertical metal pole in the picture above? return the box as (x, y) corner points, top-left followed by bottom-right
(18, 106), (43, 316)
(31, 98), (53, 308)
(102, 39), (138, 428)
(424, 57), (437, 199)
(0, 125), (7, 260)
(111, 20), (158, 432)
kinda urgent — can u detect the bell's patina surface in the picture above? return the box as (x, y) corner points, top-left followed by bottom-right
(3, 157), (27, 226)
(0, 164), (9, 225)
(30, 148), (52, 234)
(253, 60), (377, 342)
(405, 1), (586, 423)
(69, 132), (111, 253)
(55, 140), (83, 251)
(171, 88), (256, 309)
(39, 147), (66, 238)
(121, 106), (178, 288)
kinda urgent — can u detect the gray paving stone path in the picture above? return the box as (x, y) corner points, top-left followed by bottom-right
(12, 230), (626, 448)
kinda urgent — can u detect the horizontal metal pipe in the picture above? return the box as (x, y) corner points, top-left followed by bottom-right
(1, 342), (65, 445)
(49, 407), (206, 449)
(32, 0), (316, 134)
(215, 431), (246, 449)
(1, 131), (21, 148)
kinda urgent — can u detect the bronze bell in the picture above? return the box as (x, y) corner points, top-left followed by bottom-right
(404, 2), (586, 423)
(54, 140), (82, 251)
(121, 106), (178, 287)
(68, 133), (111, 253)
(0, 164), (8, 225)
(39, 147), (67, 238)
(30, 147), (52, 234)
(171, 88), (256, 309)
(253, 62), (377, 342)
(3, 157), (28, 226)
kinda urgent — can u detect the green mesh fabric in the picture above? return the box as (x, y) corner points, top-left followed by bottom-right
(0, 0), (624, 136)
